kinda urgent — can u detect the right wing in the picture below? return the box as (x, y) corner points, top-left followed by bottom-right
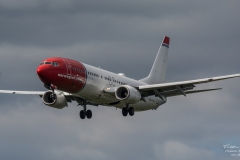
(137, 74), (240, 98)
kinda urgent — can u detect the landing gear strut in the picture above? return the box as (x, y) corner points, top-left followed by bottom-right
(122, 104), (134, 117)
(44, 84), (57, 100)
(79, 100), (92, 119)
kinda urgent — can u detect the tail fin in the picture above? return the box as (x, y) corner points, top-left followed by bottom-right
(139, 36), (170, 84)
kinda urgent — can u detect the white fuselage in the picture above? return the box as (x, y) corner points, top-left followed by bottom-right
(76, 63), (166, 111)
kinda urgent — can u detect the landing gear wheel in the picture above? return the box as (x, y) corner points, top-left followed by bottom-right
(79, 100), (93, 119)
(80, 110), (85, 119)
(86, 110), (92, 119)
(128, 107), (134, 116)
(122, 107), (128, 117)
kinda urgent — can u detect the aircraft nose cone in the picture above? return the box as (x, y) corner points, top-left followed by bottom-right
(37, 65), (45, 76)
(37, 65), (50, 84)
(36, 67), (42, 75)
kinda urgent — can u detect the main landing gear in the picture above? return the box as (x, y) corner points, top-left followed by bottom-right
(122, 104), (134, 117)
(79, 101), (92, 119)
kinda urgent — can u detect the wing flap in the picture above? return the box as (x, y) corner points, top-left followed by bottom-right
(164, 88), (221, 97)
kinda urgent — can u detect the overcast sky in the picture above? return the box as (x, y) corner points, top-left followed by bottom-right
(0, 1), (240, 160)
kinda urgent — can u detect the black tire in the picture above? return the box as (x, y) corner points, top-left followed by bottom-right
(122, 107), (128, 116)
(86, 110), (92, 119)
(80, 110), (85, 119)
(128, 107), (134, 116)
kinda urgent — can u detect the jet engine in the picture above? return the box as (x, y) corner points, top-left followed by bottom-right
(42, 90), (67, 109)
(115, 85), (141, 104)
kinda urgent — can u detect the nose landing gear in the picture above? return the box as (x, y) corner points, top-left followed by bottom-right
(44, 84), (57, 101)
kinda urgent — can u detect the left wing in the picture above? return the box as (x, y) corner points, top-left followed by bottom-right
(0, 90), (98, 106)
(0, 90), (45, 95)
(138, 74), (240, 98)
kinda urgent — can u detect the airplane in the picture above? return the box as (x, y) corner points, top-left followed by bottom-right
(0, 36), (239, 119)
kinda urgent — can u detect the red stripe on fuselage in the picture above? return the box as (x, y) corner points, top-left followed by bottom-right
(37, 57), (87, 93)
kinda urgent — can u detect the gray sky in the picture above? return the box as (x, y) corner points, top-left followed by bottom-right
(0, 1), (240, 160)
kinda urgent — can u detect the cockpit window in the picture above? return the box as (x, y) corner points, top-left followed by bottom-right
(52, 62), (59, 66)
(40, 61), (59, 66)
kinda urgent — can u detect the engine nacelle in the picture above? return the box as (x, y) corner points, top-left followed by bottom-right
(42, 90), (67, 109)
(115, 85), (141, 104)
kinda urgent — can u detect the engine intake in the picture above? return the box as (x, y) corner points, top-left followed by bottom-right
(115, 85), (141, 104)
(42, 90), (67, 109)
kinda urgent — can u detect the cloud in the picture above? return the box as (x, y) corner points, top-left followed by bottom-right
(154, 141), (215, 160)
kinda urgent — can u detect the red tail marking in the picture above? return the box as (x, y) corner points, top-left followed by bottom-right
(163, 36), (170, 45)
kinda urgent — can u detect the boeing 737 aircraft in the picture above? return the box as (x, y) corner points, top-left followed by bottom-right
(0, 36), (239, 119)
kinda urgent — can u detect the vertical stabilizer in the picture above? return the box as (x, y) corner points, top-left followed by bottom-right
(139, 36), (170, 84)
